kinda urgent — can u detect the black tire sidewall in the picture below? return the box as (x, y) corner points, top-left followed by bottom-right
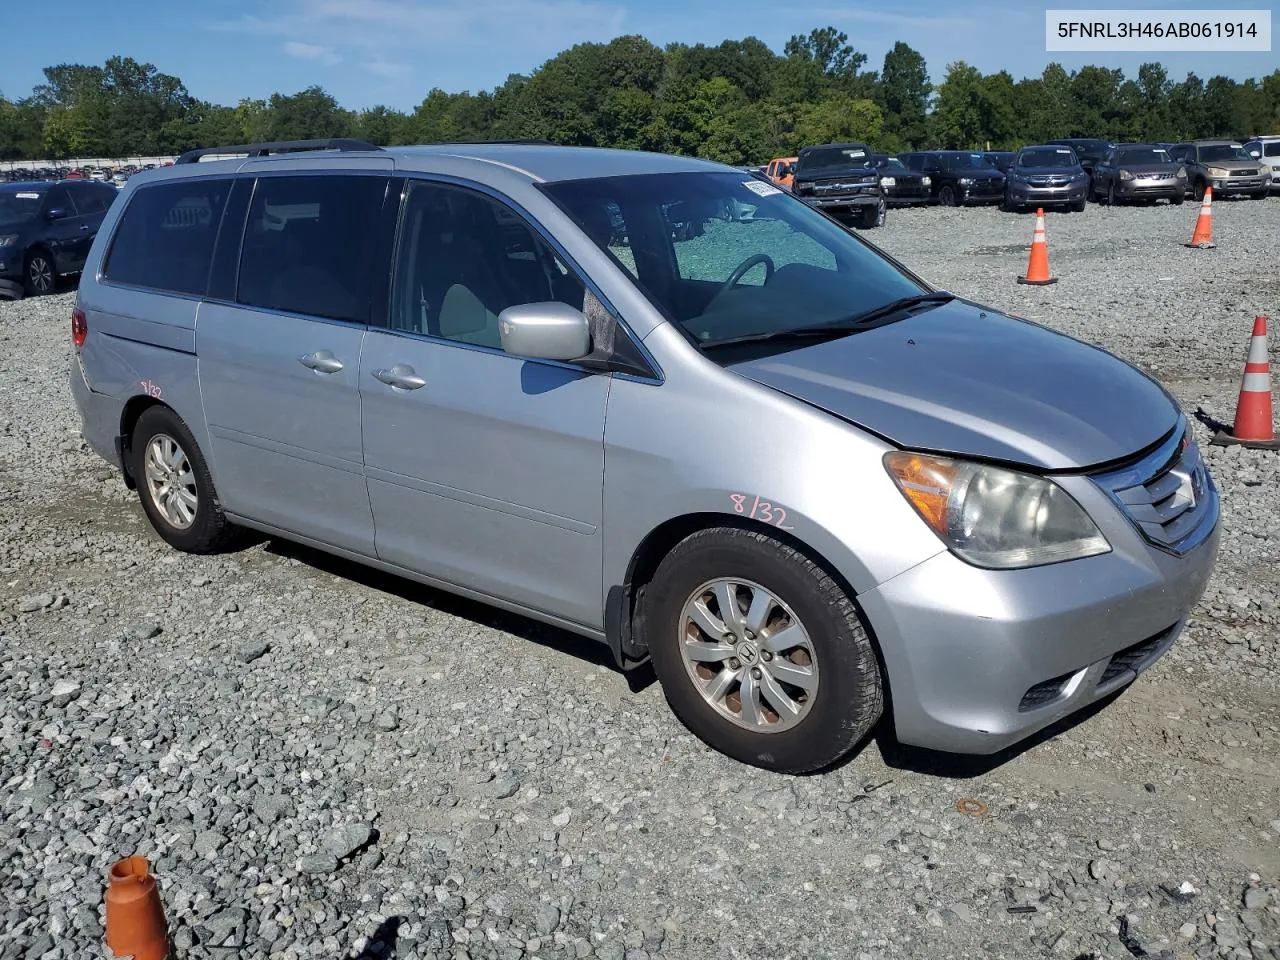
(24, 251), (53, 296)
(131, 406), (232, 553)
(641, 528), (882, 774)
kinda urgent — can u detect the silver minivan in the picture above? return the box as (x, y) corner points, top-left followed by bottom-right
(69, 139), (1220, 774)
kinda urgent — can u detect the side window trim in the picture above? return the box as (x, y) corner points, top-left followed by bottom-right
(384, 173), (661, 381)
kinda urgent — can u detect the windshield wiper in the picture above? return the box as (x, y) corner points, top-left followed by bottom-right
(699, 290), (955, 350)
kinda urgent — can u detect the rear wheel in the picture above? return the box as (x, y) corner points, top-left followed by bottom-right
(23, 250), (54, 297)
(640, 527), (883, 774)
(131, 406), (243, 554)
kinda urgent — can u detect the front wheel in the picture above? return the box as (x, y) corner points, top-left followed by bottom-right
(938, 185), (956, 207)
(24, 250), (54, 296)
(859, 198), (886, 229)
(1193, 179), (1206, 202)
(131, 406), (243, 554)
(1171, 193), (1185, 205)
(1252, 190), (1269, 200)
(640, 527), (883, 774)
(1072, 197), (1087, 212)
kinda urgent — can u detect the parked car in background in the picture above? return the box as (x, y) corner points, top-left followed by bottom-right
(1090, 144), (1185, 205)
(1046, 138), (1111, 196)
(1002, 145), (1089, 212)
(791, 142), (886, 227)
(870, 154), (931, 205)
(899, 151), (1006, 206)
(70, 138), (1220, 774)
(1243, 136), (1280, 192)
(0, 179), (117, 298)
(764, 157), (797, 190)
(1171, 140), (1269, 200)
(982, 151), (1016, 174)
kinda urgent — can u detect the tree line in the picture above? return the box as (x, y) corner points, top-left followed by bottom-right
(2, 30), (1278, 164)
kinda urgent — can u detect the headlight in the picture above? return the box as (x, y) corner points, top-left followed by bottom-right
(958, 177), (973, 185)
(921, 176), (932, 186)
(1206, 166), (1229, 178)
(1119, 170), (1134, 181)
(0, 235), (18, 249)
(1176, 168), (1187, 178)
(884, 452), (1111, 569)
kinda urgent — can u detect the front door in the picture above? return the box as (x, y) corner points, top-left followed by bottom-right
(360, 179), (609, 627)
(197, 170), (392, 553)
(40, 184), (89, 276)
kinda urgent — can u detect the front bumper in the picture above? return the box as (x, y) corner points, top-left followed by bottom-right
(1008, 182), (1088, 205)
(1209, 177), (1268, 195)
(1115, 178), (1183, 199)
(956, 183), (1005, 205)
(803, 194), (881, 217)
(0, 278), (20, 300)
(859, 469), (1220, 755)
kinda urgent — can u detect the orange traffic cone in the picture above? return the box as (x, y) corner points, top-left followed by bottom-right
(1212, 316), (1278, 449)
(1016, 208), (1057, 285)
(1185, 186), (1216, 248)
(105, 856), (169, 960)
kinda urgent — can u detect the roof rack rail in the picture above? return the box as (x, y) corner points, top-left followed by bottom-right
(431, 139), (557, 146)
(175, 138), (383, 164)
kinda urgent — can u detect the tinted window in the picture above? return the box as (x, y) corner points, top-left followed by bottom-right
(1265, 142), (1280, 157)
(1198, 144), (1251, 163)
(1018, 147), (1078, 168)
(237, 175), (387, 323)
(75, 185), (112, 215)
(1118, 148), (1172, 165)
(389, 180), (585, 348)
(0, 189), (44, 223)
(104, 179), (230, 295)
(46, 185), (77, 218)
(544, 172), (922, 347)
(948, 154), (996, 170)
(797, 146), (874, 174)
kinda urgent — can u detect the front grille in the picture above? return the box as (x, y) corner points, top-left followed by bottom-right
(1018, 671), (1075, 711)
(1092, 421), (1217, 556)
(1230, 169), (1256, 177)
(1098, 628), (1174, 685)
(1027, 176), (1071, 186)
(967, 181), (1004, 195)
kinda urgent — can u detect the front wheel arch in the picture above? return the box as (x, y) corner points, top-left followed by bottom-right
(608, 512), (891, 686)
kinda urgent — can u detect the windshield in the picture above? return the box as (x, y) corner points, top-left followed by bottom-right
(1019, 148), (1077, 168)
(542, 172), (925, 348)
(1199, 144), (1251, 162)
(1059, 140), (1108, 155)
(0, 190), (43, 224)
(797, 146), (874, 174)
(950, 154), (996, 170)
(877, 158), (908, 172)
(1119, 147), (1172, 165)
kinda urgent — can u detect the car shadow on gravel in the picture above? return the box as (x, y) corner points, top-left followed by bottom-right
(873, 688), (1125, 779)
(259, 538), (659, 694)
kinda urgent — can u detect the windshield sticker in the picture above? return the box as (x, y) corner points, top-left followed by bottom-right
(16, 193), (41, 199)
(844, 149), (866, 159)
(742, 180), (782, 197)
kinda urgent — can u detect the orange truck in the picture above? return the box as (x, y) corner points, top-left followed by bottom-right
(765, 156), (797, 190)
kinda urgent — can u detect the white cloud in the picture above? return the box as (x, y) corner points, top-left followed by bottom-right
(797, 6), (976, 29)
(282, 41), (343, 65)
(365, 60), (412, 80)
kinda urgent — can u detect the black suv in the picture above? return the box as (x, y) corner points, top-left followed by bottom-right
(790, 143), (886, 228)
(0, 180), (119, 298)
(899, 151), (1006, 206)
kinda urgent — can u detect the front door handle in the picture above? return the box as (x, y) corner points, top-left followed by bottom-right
(298, 350), (345, 374)
(373, 364), (427, 390)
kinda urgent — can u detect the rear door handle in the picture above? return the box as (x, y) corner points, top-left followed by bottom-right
(373, 364), (427, 391)
(298, 350), (345, 374)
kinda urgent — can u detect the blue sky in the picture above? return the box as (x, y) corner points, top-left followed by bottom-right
(1, 0), (1275, 111)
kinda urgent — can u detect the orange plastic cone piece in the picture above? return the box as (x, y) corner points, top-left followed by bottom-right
(1016, 208), (1057, 285)
(105, 856), (169, 960)
(1185, 186), (1216, 248)
(1215, 315), (1278, 449)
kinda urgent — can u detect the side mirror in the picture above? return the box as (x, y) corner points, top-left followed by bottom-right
(1250, 150), (1261, 158)
(45, 207), (67, 221)
(498, 302), (591, 362)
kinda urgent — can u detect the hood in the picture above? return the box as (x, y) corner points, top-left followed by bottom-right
(1121, 164), (1181, 175)
(0, 218), (28, 234)
(729, 300), (1179, 471)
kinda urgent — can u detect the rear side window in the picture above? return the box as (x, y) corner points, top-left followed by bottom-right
(236, 175), (387, 324)
(105, 179), (230, 295)
(76, 186), (112, 215)
(1265, 143), (1280, 157)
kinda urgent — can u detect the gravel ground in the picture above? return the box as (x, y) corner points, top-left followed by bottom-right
(2, 195), (1279, 960)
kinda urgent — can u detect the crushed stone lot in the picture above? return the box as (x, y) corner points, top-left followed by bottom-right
(3, 197), (1280, 960)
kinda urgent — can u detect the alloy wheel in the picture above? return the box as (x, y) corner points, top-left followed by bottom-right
(678, 578), (819, 733)
(27, 256), (53, 294)
(143, 433), (198, 530)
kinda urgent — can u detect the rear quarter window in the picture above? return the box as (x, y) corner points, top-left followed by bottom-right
(104, 179), (231, 296)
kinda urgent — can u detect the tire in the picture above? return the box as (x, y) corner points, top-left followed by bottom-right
(639, 526), (883, 774)
(1193, 179), (1206, 202)
(859, 198), (886, 229)
(130, 405), (242, 554)
(1252, 191), (1268, 200)
(938, 185), (956, 207)
(1071, 197), (1087, 213)
(23, 249), (55, 297)
(1106, 181), (1116, 207)
(1171, 193), (1185, 205)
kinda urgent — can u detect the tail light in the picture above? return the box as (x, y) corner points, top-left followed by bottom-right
(72, 306), (87, 348)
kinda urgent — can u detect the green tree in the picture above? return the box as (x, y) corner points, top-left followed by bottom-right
(795, 97), (883, 148)
(878, 42), (930, 149)
(264, 86), (351, 141)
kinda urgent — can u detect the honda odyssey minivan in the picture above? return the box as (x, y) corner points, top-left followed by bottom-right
(69, 139), (1220, 774)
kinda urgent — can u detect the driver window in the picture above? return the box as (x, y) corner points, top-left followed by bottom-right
(661, 199), (836, 287)
(390, 180), (586, 348)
